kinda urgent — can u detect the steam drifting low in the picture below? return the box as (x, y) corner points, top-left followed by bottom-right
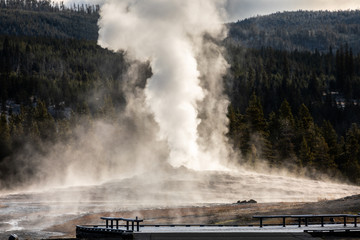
(2, 2), (360, 237)
(98, 0), (232, 170)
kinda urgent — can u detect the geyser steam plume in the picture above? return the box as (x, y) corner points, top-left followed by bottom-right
(98, 0), (231, 170)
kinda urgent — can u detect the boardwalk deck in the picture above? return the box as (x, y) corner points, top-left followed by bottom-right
(75, 214), (360, 239)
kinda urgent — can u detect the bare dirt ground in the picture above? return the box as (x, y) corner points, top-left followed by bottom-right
(45, 194), (360, 239)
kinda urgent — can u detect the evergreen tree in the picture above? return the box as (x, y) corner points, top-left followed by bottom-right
(343, 124), (360, 183)
(312, 135), (336, 172)
(297, 104), (313, 131)
(297, 104), (316, 143)
(0, 114), (11, 159)
(267, 111), (280, 166)
(8, 112), (24, 139)
(279, 99), (295, 126)
(29, 119), (40, 140)
(238, 113), (251, 160)
(308, 72), (321, 101)
(56, 118), (71, 142)
(277, 99), (296, 162)
(321, 120), (340, 165)
(34, 100), (56, 140)
(298, 137), (313, 167)
(227, 104), (241, 148)
(244, 93), (274, 163)
(245, 92), (267, 133)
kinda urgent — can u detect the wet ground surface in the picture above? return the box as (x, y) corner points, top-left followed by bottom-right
(1, 169), (360, 239)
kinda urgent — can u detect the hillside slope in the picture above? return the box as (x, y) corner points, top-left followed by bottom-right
(1, 4), (360, 51)
(228, 10), (360, 53)
(0, 3), (99, 40)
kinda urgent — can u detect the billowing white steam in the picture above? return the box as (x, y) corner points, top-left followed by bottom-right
(98, 0), (231, 170)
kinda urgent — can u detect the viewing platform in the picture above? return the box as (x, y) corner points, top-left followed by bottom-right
(75, 214), (360, 239)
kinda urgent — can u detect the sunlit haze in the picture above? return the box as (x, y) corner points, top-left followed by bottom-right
(1, 0), (360, 238)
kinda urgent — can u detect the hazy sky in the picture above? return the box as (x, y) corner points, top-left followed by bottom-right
(60, 0), (360, 21)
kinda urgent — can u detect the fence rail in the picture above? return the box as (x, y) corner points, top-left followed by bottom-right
(100, 216), (144, 232)
(253, 214), (360, 228)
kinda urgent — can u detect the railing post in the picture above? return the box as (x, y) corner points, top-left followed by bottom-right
(260, 218), (263, 228)
(136, 216), (140, 232)
(321, 217), (324, 227)
(126, 221), (129, 230)
(305, 217), (308, 226)
(344, 216), (347, 227)
(283, 217), (286, 227)
(106, 219), (108, 228)
(355, 217), (357, 227)
(298, 218), (301, 227)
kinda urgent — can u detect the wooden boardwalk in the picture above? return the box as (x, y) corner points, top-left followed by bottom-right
(75, 214), (360, 239)
(133, 232), (317, 240)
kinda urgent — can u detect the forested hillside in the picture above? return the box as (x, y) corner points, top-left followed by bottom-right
(228, 10), (360, 54)
(226, 45), (360, 182)
(0, 0), (99, 40)
(0, 1), (151, 188)
(1, 1), (360, 187)
(225, 11), (360, 183)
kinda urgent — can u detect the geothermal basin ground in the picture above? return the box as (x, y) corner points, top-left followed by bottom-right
(1, 168), (360, 239)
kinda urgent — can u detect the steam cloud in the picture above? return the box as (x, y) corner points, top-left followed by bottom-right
(98, 0), (232, 170)
(4, 0), (359, 199)
(3, 4), (360, 235)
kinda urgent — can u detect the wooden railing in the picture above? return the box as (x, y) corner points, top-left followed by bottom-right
(100, 216), (144, 232)
(253, 214), (360, 228)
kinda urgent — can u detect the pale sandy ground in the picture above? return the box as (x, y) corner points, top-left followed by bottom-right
(41, 194), (360, 239)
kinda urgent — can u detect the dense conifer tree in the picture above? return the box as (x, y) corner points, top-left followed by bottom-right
(277, 100), (296, 162)
(0, 114), (11, 159)
(298, 137), (313, 167)
(343, 124), (360, 183)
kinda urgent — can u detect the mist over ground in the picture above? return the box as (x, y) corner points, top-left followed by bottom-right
(0, 0), (358, 199)
(1, 2), (360, 238)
